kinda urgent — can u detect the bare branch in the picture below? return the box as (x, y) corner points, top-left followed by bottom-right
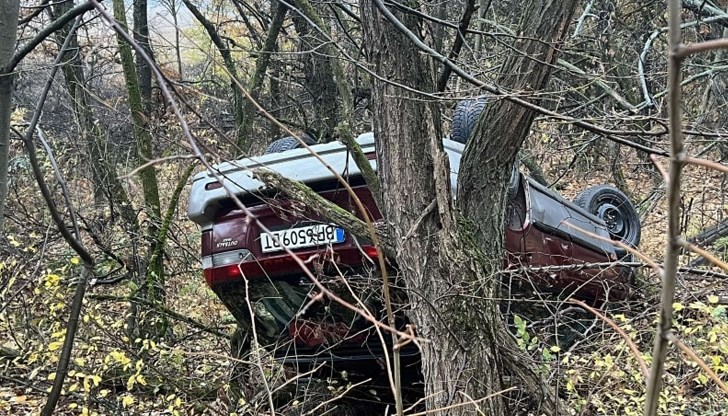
(676, 38), (728, 59)
(5, 1), (94, 72)
(645, 1), (684, 413)
(667, 332), (728, 394)
(570, 299), (649, 379)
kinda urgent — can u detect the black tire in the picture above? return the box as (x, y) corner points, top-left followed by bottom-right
(264, 134), (315, 154)
(451, 96), (489, 144)
(573, 185), (641, 248)
(452, 97), (520, 198)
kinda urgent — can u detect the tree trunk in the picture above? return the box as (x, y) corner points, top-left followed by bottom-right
(113, 0), (165, 336)
(133, 0), (154, 113)
(51, 0), (140, 225)
(291, 0), (340, 141)
(182, 0), (247, 152)
(362, 0), (576, 414)
(361, 2), (511, 414)
(0, 0), (19, 233)
(457, 0), (577, 410)
(239, 1), (287, 143)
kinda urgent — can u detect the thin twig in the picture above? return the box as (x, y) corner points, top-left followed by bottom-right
(405, 387), (518, 416)
(666, 332), (728, 394)
(569, 299), (649, 379)
(679, 239), (728, 273)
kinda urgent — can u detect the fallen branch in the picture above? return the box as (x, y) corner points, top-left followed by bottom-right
(89, 294), (231, 340)
(252, 169), (395, 259)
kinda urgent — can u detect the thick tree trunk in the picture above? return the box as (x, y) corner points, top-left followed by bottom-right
(457, 0), (577, 411)
(362, 0), (576, 414)
(361, 3), (514, 415)
(0, 0), (19, 233)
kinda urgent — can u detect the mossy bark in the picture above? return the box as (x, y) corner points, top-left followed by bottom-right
(51, 0), (139, 230)
(0, 0), (19, 233)
(113, 0), (165, 336)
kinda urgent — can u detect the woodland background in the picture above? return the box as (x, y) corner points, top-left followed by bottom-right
(1, 0), (728, 415)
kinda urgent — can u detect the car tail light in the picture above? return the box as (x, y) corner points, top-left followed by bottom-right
(202, 248), (251, 286)
(202, 245), (381, 288)
(362, 245), (378, 258)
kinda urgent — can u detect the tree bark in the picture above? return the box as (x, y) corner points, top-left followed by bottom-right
(113, 0), (165, 335)
(133, 0), (154, 112)
(362, 0), (576, 414)
(457, 0), (577, 410)
(291, 0), (340, 141)
(0, 0), (19, 233)
(361, 2), (514, 414)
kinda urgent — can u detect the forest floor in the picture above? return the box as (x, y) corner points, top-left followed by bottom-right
(2, 143), (728, 415)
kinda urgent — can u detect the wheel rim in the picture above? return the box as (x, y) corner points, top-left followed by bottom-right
(596, 199), (630, 241)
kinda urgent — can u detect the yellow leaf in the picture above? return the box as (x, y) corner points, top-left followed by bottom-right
(74, 358), (86, 367)
(708, 295), (719, 304)
(550, 345), (561, 353)
(126, 375), (136, 390)
(673, 302), (684, 312)
(48, 341), (63, 351)
(47, 372), (56, 381)
(44, 274), (61, 288)
(7, 235), (21, 248)
(70, 257), (80, 265)
(121, 395), (134, 407)
(99, 389), (110, 398)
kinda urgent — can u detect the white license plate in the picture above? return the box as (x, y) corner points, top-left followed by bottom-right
(260, 224), (345, 253)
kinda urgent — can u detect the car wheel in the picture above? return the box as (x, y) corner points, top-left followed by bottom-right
(451, 96), (489, 144)
(573, 185), (641, 247)
(452, 97), (520, 198)
(264, 134), (315, 154)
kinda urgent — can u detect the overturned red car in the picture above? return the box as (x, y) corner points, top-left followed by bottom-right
(187, 128), (641, 369)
